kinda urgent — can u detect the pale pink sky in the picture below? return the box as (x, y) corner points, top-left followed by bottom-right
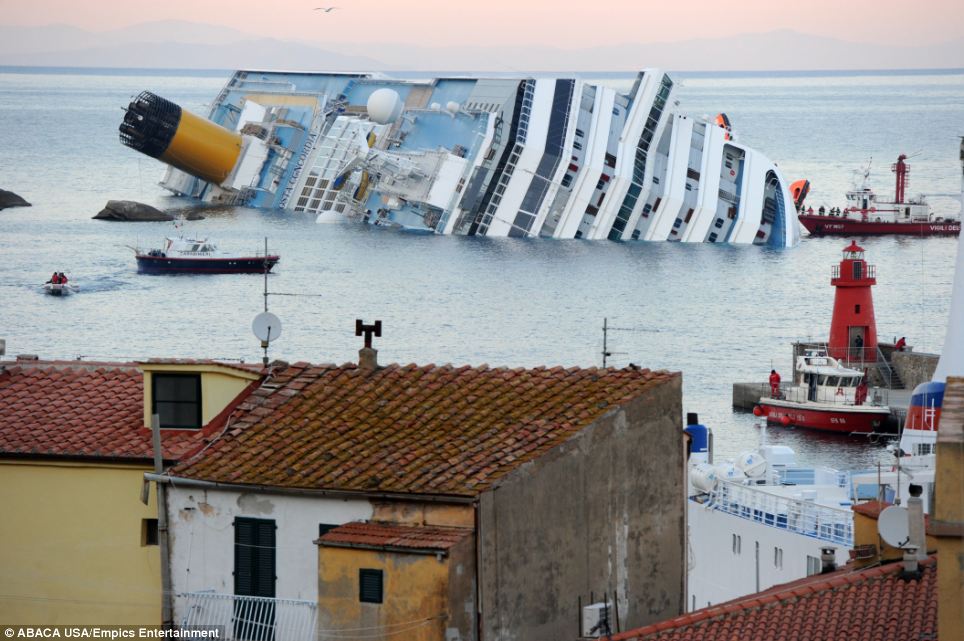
(2, 0), (962, 46)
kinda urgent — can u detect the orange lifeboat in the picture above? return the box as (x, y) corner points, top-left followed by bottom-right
(714, 113), (732, 140)
(789, 179), (810, 211)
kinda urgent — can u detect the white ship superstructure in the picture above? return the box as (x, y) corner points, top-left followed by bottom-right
(120, 71), (800, 246)
(685, 418), (935, 611)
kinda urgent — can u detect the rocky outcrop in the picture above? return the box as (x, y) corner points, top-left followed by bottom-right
(93, 200), (204, 221)
(0, 189), (31, 210)
(94, 200), (170, 221)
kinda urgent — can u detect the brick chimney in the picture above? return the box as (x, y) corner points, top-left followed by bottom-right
(359, 347), (378, 371)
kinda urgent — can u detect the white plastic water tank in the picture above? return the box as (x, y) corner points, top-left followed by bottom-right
(760, 445), (797, 467)
(690, 463), (718, 493)
(367, 88), (403, 125)
(736, 451), (768, 478)
(714, 461), (743, 481)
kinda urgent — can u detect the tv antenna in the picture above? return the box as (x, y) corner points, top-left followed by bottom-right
(250, 237), (327, 366)
(601, 318), (629, 368)
(252, 238), (283, 367)
(601, 317), (661, 367)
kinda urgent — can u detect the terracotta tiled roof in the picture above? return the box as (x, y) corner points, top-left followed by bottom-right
(172, 361), (678, 497)
(613, 557), (938, 641)
(0, 361), (223, 461)
(318, 521), (471, 553)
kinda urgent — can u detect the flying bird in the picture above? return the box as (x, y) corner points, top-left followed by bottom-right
(314, 6), (339, 11)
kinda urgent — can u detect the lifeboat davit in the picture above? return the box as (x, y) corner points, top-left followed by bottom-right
(714, 113), (732, 140)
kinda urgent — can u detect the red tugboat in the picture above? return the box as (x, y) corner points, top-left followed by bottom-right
(798, 154), (960, 236)
(755, 241), (890, 433)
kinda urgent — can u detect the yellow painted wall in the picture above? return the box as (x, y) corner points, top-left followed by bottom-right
(371, 502), (474, 528)
(0, 460), (161, 624)
(936, 377), (964, 641)
(140, 364), (258, 428)
(318, 547), (449, 641)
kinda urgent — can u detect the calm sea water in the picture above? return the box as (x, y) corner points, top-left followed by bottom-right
(1, 67), (962, 469)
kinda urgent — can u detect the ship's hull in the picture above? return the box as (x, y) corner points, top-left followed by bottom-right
(136, 255), (279, 274)
(799, 214), (960, 236)
(758, 398), (889, 433)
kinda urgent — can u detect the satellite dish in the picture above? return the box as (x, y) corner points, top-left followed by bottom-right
(252, 311), (282, 343)
(878, 505), (910, 548)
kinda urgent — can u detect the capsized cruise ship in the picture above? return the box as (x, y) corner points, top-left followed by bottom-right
(119, 70), (800, 246)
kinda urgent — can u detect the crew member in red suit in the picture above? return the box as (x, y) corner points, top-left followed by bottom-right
(855, 379), (868, 406)
(895, 337), (906, 352)
(769, 369), (781, 398)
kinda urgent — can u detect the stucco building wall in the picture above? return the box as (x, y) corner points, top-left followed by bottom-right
(0, 461), (161, 625)
(166, 486), (372, 622)
(477, 378), (685, 640)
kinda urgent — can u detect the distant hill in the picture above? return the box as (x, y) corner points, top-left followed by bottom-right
(0, 21), (384, 71)
(1, 21), (961, 72)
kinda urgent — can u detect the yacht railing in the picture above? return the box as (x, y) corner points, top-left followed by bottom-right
(763, 382), (889, 407)
(705, 479), (854, 547)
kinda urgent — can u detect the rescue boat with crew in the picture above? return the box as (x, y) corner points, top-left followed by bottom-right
(797, 153), (961, 236)
(134, 236), (280, 274)
(755, 348), (890, 433)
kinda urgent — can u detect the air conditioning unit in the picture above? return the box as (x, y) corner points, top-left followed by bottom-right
(581, 602), (611, 638)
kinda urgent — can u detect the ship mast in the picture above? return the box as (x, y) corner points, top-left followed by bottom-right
(893, 154), (908, 204)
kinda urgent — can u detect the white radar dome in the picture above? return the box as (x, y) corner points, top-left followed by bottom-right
(367, 88), (403, 125)
(445, 101), (461, 114)
(430, 102), (441, 111)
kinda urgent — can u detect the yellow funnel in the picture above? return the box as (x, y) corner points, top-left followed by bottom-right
(120, 91), (242, 186)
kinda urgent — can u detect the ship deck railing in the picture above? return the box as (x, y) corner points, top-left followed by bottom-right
(704, 478), (854, 547)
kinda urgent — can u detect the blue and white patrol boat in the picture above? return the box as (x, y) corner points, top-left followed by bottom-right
(134, 236), (280, 275)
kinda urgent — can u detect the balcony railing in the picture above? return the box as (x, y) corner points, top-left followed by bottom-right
(180, 591), (317, 641)
(706, 479), (854, 547)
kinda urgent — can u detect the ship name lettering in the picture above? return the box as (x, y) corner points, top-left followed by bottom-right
(280, 131), (319, 209)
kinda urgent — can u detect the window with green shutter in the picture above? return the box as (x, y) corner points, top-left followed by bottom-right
(359, 568), (384, 604)
(234, 517), (276, 641)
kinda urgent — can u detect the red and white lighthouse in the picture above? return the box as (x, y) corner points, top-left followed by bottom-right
(828, 241), (877, 363)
